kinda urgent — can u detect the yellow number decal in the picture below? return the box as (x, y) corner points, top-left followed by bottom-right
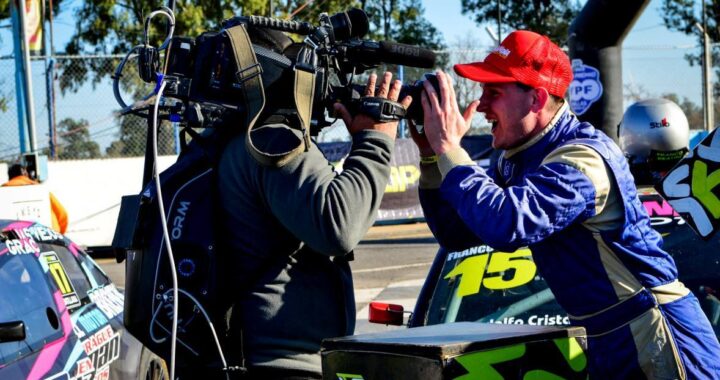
(483, 249), (536, 290)
(445, 248), (536, 297)
(44, 253), (73, 294)
(445, 254), (490, 297)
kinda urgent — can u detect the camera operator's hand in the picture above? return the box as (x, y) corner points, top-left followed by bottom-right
(421, 70), (479, 155)
(334, 72), (412, 139)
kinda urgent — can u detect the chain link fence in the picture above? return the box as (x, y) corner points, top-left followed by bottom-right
(0, 43), (709, 163)
(0, 54), (176, 163)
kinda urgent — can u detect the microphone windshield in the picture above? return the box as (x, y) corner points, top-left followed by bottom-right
(379, 41), (436, 68)
(330, 8), (370, 41)
(346, 8), (369, 39)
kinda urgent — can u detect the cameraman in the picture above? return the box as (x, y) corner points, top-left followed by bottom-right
(218, 71), (411, 379)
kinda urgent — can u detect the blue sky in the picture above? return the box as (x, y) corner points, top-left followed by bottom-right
(0, 0), (707, 146)
(2, 0), (704, 107)
(423, 0), (703, 107)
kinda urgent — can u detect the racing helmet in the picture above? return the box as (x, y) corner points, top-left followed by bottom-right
(618, 98), (689, 173)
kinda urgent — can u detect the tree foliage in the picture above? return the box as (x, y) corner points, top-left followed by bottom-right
(51, 0), (443, 153)
(446, 35), (490, 134)
(57, 0), (444, 90)
(662, 93), (705, 130)
(104, 115), (176, 157)
(661, 0), (720, 94)
(460, 0), (581, 44)
(55, 117), (101, 159)
(363, 0), (446, 77)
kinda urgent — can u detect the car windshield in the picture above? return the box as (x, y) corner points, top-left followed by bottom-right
(426, 246), (565, 327)
(0, 253), (63, 365)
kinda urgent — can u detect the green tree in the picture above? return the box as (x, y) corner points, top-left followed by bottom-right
(661, 92), (714, 131)
(105, 114), (176, 157)
(56, 0), (444, 91)
(57, 0), (444, 151)
(362, 0), (446, 74)
(58, 0), (264, 93)
(55, 117), (101, 159)
(460, 0), (581, 44)
(0, 85), (7, 112)
(447, 35), (491, 135)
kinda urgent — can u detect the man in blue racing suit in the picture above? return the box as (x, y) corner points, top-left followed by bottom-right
(412, 30), (720, 378)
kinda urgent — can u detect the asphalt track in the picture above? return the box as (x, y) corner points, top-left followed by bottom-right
(97, 222), (440, 334)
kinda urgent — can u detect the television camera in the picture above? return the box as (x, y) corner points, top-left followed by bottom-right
(117, 7), (439, 132)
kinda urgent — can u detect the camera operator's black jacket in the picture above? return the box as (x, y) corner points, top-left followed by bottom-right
(217, 123), (393, 375)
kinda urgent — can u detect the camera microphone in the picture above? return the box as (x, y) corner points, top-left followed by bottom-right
(343, 40), (436, 69)
(377, 41), (436, 68)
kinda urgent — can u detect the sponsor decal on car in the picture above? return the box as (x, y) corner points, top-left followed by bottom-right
(21, 225), (64, 242)
(336, 374), (364, 380)
(4, 236), (40, 255)
(76, 309), (111, 336)
(451, 337), (586, 379)
(41, 251), (82, 309)
(80, 325), (120, 380)
(486, 314), (571, 326)
(88, 285), (124, 320)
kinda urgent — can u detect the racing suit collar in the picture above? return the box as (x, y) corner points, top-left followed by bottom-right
(504, 100), (569, 159)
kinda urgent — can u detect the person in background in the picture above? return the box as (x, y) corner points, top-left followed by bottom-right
(618, 98), (690, 186)
(3, 163), (68, 234)
(412, 29), (720, 378)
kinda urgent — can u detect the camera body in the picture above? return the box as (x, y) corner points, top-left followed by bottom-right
(153, 8), (438, 130)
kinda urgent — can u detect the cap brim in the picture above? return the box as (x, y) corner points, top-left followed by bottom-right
(454, 62), (516, 84)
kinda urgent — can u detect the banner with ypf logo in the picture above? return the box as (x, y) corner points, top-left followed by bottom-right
(569, 59), (603, 116)
(656, 129), (720, 239)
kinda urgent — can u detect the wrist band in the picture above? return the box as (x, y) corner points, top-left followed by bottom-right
(420, 155), (439, 164)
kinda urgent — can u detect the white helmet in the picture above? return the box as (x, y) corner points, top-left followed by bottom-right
(619, 98), (689, 172)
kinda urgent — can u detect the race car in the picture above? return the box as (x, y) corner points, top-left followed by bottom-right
(371, 189), (720, 339)
(323, 189), (717, 379)
(0, 219), (168, 380)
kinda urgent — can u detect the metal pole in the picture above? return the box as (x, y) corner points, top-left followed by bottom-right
(48, 0), (57, 155)
(497, 0), (502, 42)
(45, 0), (57, 158)
(10, 0), (28, 153)
(17, 0), (39, 153)
(703, 0), (714, 131)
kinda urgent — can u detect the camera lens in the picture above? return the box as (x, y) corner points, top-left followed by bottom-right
(400, 73), (440, 124)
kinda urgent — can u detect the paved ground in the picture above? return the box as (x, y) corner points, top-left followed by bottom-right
(98, 221), (439, 334)
(363, 222), (434, 242)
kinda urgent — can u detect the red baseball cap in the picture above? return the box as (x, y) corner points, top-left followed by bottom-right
(454, 30), (572, 97)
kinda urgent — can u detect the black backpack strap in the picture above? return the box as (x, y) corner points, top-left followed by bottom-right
(245, 43), (317, 168)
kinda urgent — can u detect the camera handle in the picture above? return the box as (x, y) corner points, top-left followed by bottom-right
(357, 97), (407, 122)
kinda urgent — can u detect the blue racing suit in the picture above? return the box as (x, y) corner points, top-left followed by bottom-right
(419, 103), (720, 379)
